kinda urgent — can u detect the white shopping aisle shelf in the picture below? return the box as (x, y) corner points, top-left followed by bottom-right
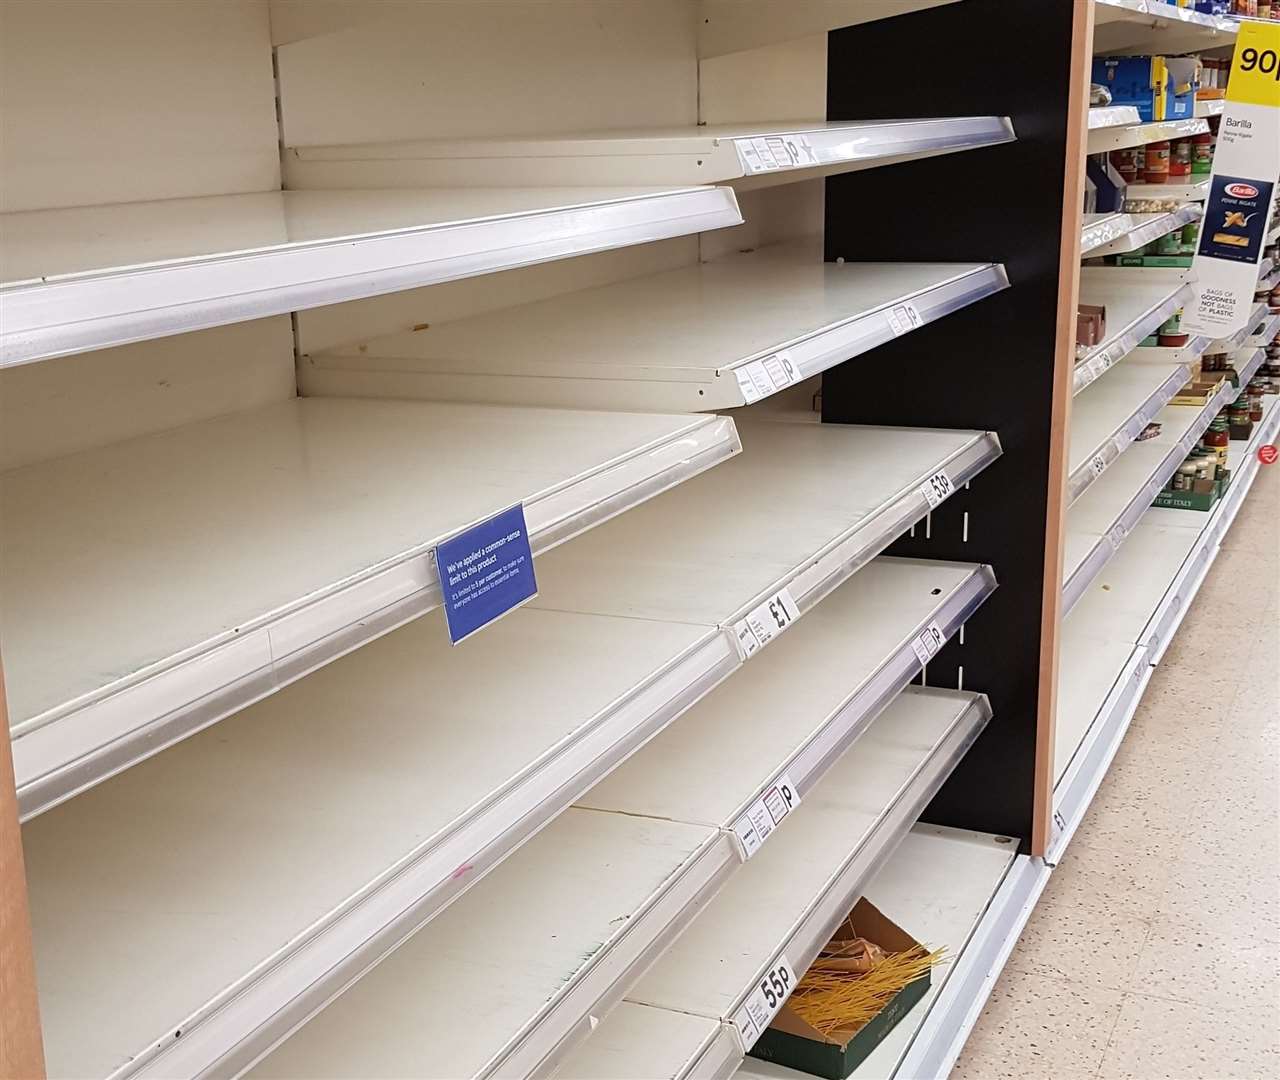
(1052, 395), (1280, 858)
(254, 687), (989, 1079)
(2, 397), (740, 818)
(1067, 357), (1190, 503)
(623, 689), (990, 1052)
(286, 118), (1016, 190)
(1080, 206), (1201, 258)
(23, 420), (1000, 1080)
(1061, 369), (1245, 613)
(738, 825), (1025, 1080)
(307, 240), (1008, 412)
(0, 186), (742, 366)
(579, 559), (996, 851)
(1074, 268), (1192, 394)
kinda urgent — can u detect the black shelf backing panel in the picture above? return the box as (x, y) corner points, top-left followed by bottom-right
(822, 0), (1078, 846)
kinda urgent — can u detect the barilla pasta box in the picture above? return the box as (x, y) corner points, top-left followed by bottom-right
(1200, 176), (1275, 265)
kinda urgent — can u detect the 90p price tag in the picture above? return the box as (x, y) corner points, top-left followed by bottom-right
(733, 956), (796, 1049)
(918, 470), (954, 510)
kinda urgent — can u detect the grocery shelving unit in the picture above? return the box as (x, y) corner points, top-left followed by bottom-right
(2, 2), (1271, 1079)
(1047, 1), (1279, 870)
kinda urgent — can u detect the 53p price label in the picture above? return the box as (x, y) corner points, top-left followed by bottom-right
(919, 470), (954, 510)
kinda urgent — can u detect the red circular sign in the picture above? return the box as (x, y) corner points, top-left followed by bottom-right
(1260, 444), (1279, 466)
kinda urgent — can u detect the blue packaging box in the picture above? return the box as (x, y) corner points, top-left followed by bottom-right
(1093, 56), (1166, 122)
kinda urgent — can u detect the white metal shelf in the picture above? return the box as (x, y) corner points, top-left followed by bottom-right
(695, 1), (958, 58)
(309, 240), (1009, 412)
(1062, 375), (1239, 614)
(1053, 395), (1280, 859)
(25, 604), (729, 1080)
(241, 695), (987, 1079)
(1094, 0), (1238, 54)
(1124, 176), (1211, 203)
(236, 611), (986, 1079)
(579, 559), (996, 848)
(624, 687), (991, 1055)
(565, 825), (1026, 1080)
(1086, 116), (1208, 156)
(1081, 205), (1201, 258)
(21, 419), (999, 1080)
(0, 186), (742, 367)
(246, 807), (735, 1080)
(1195, 98), (1225, 119)
(738, 826), (1031, 1080)
(557, 1003), (740, 1080)
(1074, 268), (1193, 394)
(1067, 357), (1190, 503)
(1205, 301), (1272, 354)
(1087, 106), (1142, 131)
(3, 397), (740, 819)
(525, 419), (1001, 633)
(286, 118), (1015, 191)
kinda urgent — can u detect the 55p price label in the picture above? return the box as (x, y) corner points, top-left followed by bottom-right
(733, 956), (796, 1048)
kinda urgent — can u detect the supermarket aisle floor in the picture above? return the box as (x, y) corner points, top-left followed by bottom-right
(952, 462), (1280, 1080)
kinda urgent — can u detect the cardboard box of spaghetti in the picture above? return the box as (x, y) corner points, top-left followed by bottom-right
(748, 900), (933, 1079)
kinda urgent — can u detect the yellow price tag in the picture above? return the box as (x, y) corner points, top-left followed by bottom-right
(1227, 21), (1280, 110)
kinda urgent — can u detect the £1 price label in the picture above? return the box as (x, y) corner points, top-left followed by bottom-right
(732, 587), (799, 657)
(918, 470), (954, 510)
(910, 621), (945, 666)
(731, 773), (800, 859)
(733, 956), (796, 1049)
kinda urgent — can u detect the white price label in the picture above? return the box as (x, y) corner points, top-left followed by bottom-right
(1108, 523), (1128, 551)
(732, 587), (799, 657)
(1090, 454), (1107, 479)
(887, 302), (923, 337)
(733, 367), (762, 404)
(735, 354), (796, 403)
(733, 956), (796, 1049)
(762, 351), (800, 390)
(731, 773), (800, 859)
(909, 621), (945, 666)
(918, 470), (954, 509)
(738, 135), (817, 174)
(748, 137), (780, 171)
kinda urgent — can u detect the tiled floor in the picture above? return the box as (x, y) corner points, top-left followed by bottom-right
(953, 463), (1280, 1080)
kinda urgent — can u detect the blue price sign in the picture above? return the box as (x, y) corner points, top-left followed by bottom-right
(433, 504), (537, 644)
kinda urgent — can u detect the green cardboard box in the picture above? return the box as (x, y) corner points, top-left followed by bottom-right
(1152, 471), (1230, 512)
(748, 900), (931, 1079)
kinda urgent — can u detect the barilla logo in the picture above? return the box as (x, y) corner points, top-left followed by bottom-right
(1225, 183), (1259, 198)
